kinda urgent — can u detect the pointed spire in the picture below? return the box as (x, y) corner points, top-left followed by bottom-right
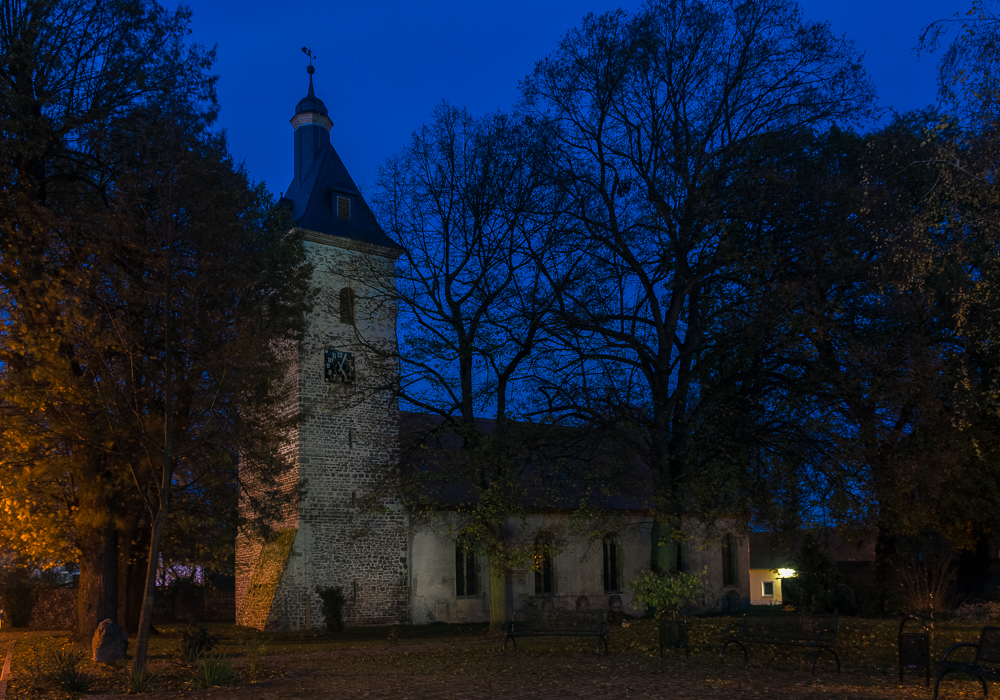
(293, 51), (330, 122)
(294, 47), (329, 121)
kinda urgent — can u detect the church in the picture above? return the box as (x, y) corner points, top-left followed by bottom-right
(235, 69), (751, 630)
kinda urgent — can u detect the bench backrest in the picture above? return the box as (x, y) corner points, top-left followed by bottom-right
(975, 626), (1000, 667)
(659, 609), (688, 649)
(513, 608), (606, 631)
(743, 614), (838, 643)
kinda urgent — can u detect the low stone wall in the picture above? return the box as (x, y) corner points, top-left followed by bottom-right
(29, 588), (77, 629)
(154, 587), (235, 623)
(0, 588), (76, 630)
(0, 586), (235, 630)
(204, 591), (235, 621)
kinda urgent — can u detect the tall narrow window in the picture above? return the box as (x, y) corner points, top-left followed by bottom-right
(675, 541), (685, 573)
(603, 535), (620, 592)
(721, 534), (738, 587)
(534, 535), (553, 595)
(339, 287), (355, 325)
(455, 544), (476, 597)
(337, 195), (351, 220)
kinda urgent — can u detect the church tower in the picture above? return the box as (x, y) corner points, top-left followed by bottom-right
(236, 65), (408, 630)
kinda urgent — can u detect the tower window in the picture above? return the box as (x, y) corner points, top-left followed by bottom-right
(340, 287), (355, 325)
(722, 534), (738, 587)
(337, 196), (351, 221)
(534, 534), (554, 595)
(603, 535), (620, 593)
(455, 544), (476, 597)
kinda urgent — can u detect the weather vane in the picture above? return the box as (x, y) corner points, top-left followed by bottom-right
(301, 46), (316, 75)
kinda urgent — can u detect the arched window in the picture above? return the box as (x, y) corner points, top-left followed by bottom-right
(722, 534), (738, 588)
(455, 543), (476, 597)
(603, 535), (621, 593)
(534, 534), (554, 595)
(339, 287), (355, 325)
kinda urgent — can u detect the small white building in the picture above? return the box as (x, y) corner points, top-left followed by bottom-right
(749, 532), (793, 605)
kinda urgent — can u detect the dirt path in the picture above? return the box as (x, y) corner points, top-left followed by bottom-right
(83, 642), (986, 700)
(0, 640), (14, 699)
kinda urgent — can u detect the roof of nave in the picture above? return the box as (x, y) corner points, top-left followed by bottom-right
(399, 411), (654, 513)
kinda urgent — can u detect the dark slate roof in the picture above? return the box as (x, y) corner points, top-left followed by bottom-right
(284, 78), (399, 251)
(749, 531), (875, 569)
(283, 143), (398, 249)
(399, 411), (653, 512)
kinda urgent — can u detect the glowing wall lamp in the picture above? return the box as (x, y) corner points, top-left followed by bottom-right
(777, 568), (796, 578)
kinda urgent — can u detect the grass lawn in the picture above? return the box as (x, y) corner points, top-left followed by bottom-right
(1, 616), (996, 698)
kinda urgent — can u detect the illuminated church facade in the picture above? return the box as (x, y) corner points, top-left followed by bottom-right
(235, 71), (750, 630)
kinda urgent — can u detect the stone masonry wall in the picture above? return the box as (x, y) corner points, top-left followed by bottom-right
(257, 234), (409, 630)
(236, 336), (302, 626)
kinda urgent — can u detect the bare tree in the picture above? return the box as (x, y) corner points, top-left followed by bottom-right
(520, 0), (875, 571)
(368, 103), (562, 628)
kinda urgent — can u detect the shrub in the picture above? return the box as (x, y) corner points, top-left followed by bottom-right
(239, 634), (268, 682)
(187, 655), (239, 689)
(898, 556), (957, 619)
(316, 586), (346, 633)
(125, 661), (159, 694)
(627, 567), (709, 614)
(953, 601), (1000, 622)
(180, 623), (218, 663)
(785, 534), (857, 615)
(49, 647), (90, 693)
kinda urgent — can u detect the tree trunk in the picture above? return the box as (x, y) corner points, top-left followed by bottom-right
(134, 247), (173, 671)
(874, 519), (900, 617)
(488, 550), (507, 632)
(650, 519), (679, 574)
(133, 509), (167, 668)
(118, 515), (150, 635)
(74, 508), (118, 643)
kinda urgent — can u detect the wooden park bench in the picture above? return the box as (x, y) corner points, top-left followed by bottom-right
(720, 613), (840, 674)
(934, 625), (1000, 699)
(503, 608), (608, 655)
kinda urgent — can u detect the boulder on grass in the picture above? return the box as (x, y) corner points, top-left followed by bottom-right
(92, 618), (128, 663)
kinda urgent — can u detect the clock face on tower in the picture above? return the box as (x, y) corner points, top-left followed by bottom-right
(324, 349), (356, 383)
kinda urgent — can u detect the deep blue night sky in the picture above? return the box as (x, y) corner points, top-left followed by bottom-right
(184, 0), (952, 200)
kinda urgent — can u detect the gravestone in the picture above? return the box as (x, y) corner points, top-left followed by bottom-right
(92, 618), (128, 663)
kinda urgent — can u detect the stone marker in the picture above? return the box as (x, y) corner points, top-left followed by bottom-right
(92, 618), (128, 663)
